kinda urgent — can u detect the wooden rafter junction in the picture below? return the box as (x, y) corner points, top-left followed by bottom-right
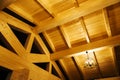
(0, 0), (120, 80)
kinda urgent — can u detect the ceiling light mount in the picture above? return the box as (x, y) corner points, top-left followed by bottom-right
(84, 51), (97, 68)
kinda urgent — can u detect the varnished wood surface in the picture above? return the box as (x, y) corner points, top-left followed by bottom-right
(0, 1), (120, 80)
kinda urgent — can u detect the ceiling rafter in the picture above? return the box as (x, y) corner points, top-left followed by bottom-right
(0, 46), (61, 80)
(102, 8), (112, 37)
(0, 0), (120, 79)
(46, 62), (52, 73)
(43, 31), (56, 52)
(40, 31), (66, 79)
(59, 58), (82, 80)
(34, 32), (65, 80)
(36, 0), (55, 17)
(51, 34), (120, 60)
(43, 28), (70, 79)
(59, 26), (71, 48)
(0, 21), (27, 57)
(93, 51), (103, 77)
(24, 33), (35, 53)
(0, 12), (33, 33)
(8, 4), (34, 23)
(51, 61), (66, 80)
(80, 17), (91, 43)
(27, 54), (50, 63)
(35, 0), (120, 33)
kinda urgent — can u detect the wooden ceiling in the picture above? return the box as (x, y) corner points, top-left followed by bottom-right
(0, 0), (120, 80)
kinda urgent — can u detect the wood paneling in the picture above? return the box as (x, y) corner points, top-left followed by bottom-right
(1, 1), (120, 80)
(59, 58), (82, 80)
(51, 34), (120, 60)
(46, 27), (68, 51)
(107, 2), (120, 36)
(74, 52), (101, 80)
(63, 19), (86, 45)
(84, 10), (108, 40)
(35, 0), (120, 33)
(95, 48), (117, 77)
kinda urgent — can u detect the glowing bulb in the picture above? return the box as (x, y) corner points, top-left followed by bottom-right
(84, 58), (96, 68)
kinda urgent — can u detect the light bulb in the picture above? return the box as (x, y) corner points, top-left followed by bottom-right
(84, 58), (96, 68)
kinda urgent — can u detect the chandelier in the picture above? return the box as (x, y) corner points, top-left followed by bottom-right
(84, 51), (97, 68)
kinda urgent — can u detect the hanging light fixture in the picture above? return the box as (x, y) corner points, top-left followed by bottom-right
(84, 51), (97, 68)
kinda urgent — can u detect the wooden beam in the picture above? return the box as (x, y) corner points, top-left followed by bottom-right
(34, 33), (50, 56)
(36, 0), (55, 17)
(35, 0), (120, 33)
(59, 58), (82, 80)
(36, 32), (65, 80)
(0, 46), (61, 80)
(8, 4), (35, 23)
(43, 31), (56, 52)
(0, 12), (33, 33)
(102, 8), (112, 37)
(0, 21), (27, 57)
(51, 34), (120, 60)
(27, 54), (50, 63)
(51, 61), (66, 80)
(24, 33), (34, 53)
(73, 0), (79, 7)
(46, 62), (52, 73)
(59, 26), (71, 48)
(34, 33), (65, 79)
(0, 0), (16, 10)
(80, 17), (91, 43)
(93, 51), (103, 77)
(0, 46), (26, 70)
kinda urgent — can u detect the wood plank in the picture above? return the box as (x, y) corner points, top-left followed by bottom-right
(0, 46), (26, 70)
(34, 33), (65, 79)
(8, 4), (34, 23)
(80, 17), (91, 43)
(59, 58), (82, 80)
(0, 0), (16, 10)
(59, 26), (71, 48)
(35, 0), (120, 33)
(34, 33), (50, 56)
(0, 12), (33, 33)
(95, 48), (118, 78)
(106, 3), (120, 36)
(24, 33), (34, 53)
(43, 31), (56, 52)
(27, 54), (50, 63)
(51, 34), (120, 60)
(51, 61), (66, 80)
(0, 21), (27, 57)
(36, 0), (55, 17)
(102, 8), (112, 37)
(0, 46), (61, 80)
(46, 62), (52, 73)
